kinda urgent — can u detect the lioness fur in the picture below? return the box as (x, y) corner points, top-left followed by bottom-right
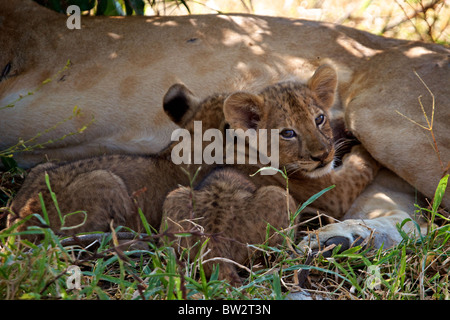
(0, 0), (448, 208)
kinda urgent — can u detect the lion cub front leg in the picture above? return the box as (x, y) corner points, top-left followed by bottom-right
(160, 168), (296, 285)
(307, 144), (380, 218)
(298, 144), (382, 255)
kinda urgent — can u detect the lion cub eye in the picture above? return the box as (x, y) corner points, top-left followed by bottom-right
(280, 129), (297, 139)
(315, 114), (325, 126)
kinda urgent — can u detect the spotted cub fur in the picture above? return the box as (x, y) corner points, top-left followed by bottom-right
(160, 65), (379, 284)
(9, 65), (378, 284)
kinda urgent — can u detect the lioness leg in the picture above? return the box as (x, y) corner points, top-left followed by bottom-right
(299, 169), (427, 255)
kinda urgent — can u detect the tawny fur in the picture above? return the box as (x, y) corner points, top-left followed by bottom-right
(159, 66), (379, 283)
(0, 0), (448, 208)
(9, 66), (379, 284)
(8, 91), (229, 239)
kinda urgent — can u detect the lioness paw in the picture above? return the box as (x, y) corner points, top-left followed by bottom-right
(297, 219), (398, 257)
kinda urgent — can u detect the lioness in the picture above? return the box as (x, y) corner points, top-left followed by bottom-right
(1, 0), (448, 210)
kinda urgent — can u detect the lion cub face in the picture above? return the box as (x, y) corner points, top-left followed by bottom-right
(163, 64), (337, 177)
(223, 65), (337, 177)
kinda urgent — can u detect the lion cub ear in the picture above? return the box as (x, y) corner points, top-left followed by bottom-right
(163, 84), (201, 127)
(307, 64), (337, 109)
(223, 92), (265, 131)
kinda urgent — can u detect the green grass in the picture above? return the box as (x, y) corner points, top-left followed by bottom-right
(0, 218), (284, 300)
(0, 169), (448, 300)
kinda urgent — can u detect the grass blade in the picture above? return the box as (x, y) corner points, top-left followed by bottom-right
(293, 185), (335, 221)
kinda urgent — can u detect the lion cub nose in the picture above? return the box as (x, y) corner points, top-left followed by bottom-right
(310, 151), (329, 163)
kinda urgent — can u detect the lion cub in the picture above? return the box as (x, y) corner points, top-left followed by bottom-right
(160, 65), (380, 284)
